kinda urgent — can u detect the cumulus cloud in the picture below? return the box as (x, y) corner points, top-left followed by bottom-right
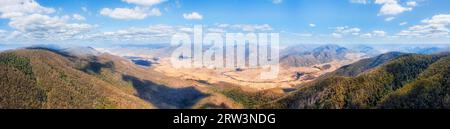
(422, 14), (450, 24)
(0, 0), (55, 18)
(8, 14), (95, 41)
(183, 12), (203, 20)
(122, 0), (167, 6)
(72, 14), (86, 21)
(337, 26), (361, 34)
(309, 24), (316, 27)
(353, 0), (418, 21)
(100, 7), (161, 20)
(331, 26), (390, 39)
(100, 0), (165, 20)
(397, 14), (450, 37)
(0, 1), (275, 44)
(332, 26), (361, 38)
(372, 30), (387, 37)
(84, 24), (275, 43)
(0, 0), (96, 43)
(406, 1), (417, 7)
(360, 30), (387, 38)
(375, 0), (413, 16)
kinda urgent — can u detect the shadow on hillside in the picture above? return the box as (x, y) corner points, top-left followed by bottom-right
(282, 88), (297, 93)
(82, 61), (114, 74)
(26, 47), (74, 58)
(122, 75), (208, 109)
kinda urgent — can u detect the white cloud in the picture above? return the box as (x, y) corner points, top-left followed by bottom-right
(179, 27), (193, 33)
(272, 0), (283, 4)
(406, 1), (417, 7)
(331, 26), (364, 38)
(84, 24), (275, 43)
(211, 24), (273, 32)
(0, 0), (55, 18)
(350, 0), (370, 4)
(398, 24), (449, 37)
(360, 30), (387, 38)
(375, 0), (412, 15)
(122, 0), (167, 6)
(385, 17), (396, 21)
(8, 14), (95, 41)
(0, 0), (96, 42)
(183, 12), (203, 20)
(332, 33), (343, 38)
(309, 24), (316, 27)
(360, 33), (372, 38)
(422, 14), (450, 24)
(72, 14), (86, 21)
(399, 22), (408, 26)
(86, 24), (179, 42)
(372, 30), (387, 37)
(232, 24), (273, 32)
(101, 0), (165, 20)
(335, 26), (361, 34)
(100, 7), (161, 20)
(397, 14), (450, 37)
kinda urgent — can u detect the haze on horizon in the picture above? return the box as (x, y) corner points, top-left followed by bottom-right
(0, 0), (450, 46)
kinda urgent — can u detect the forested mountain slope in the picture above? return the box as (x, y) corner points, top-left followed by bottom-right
(261, 53), (450, 109)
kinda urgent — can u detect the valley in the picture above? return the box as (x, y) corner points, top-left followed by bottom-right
(1, 44), (449, 109)
(101, 44), (369, 90)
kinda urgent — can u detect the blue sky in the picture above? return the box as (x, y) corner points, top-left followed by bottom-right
(1, 0), (450, 46)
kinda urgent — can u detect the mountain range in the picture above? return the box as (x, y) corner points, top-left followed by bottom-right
(280, 45), (352, 67)
(0, 44), (449, 109)
(261, 52), (450, 109)
(0, 47), (246, 109)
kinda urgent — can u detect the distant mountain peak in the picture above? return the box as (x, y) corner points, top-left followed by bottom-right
(280, 44), (352, 67)
(60, 46), (102, 57)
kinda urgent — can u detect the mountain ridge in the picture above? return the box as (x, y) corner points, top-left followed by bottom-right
(1, 45), (449, 109)
(280, 44), (353, 67)
(260, 52), (450, 109)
